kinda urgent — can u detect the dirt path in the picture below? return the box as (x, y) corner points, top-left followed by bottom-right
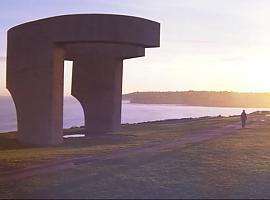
(0, 115), (263, 183)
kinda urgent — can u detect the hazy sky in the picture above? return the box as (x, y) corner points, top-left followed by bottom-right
(1, 0), (270, 95)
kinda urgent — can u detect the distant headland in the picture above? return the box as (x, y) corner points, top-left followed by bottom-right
(123, 91), (270, 108)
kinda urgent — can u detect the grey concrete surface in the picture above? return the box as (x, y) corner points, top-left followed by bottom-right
(6, 14), (160, 145)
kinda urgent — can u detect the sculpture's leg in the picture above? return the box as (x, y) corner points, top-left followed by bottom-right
(72, 57), (123, 135)
(7, 44), (64, 145)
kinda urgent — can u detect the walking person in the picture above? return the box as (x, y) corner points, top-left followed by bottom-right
(240, 110), (247, 128)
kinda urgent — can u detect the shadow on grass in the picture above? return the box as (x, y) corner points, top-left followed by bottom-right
(0, 130), (132, 151)
(0, 132), (36, 150)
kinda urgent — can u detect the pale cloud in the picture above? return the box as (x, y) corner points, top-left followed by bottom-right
(221, 56), (244, 62)
(178, 40), (216, 44)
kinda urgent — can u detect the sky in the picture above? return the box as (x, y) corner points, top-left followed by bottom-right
(1, 0), (270, 96)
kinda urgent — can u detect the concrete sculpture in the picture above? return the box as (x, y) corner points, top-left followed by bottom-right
(6, 14), (160, 145)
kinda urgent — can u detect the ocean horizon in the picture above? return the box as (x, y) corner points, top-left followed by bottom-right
(1, 96), (269, 133)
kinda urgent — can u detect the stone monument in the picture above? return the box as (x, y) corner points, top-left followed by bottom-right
(6, 14), (160, 145)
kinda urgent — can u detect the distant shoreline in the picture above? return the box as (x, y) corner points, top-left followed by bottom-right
(123, 91), (270, 108)
(124, 101), (270, 108)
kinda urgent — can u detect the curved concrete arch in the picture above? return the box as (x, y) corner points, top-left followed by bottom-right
(8, 14), (159, 48)
(6, 14), (160, 145)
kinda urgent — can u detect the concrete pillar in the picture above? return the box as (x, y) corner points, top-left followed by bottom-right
(72, 57), (123, 135)
(7, 43), (65, 145)
(67, 43), (145, 135)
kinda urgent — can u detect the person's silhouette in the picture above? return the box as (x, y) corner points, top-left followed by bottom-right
(240, 110), (247, 128)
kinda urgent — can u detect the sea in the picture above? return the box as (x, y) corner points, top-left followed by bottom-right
(1, 96), (269, 132)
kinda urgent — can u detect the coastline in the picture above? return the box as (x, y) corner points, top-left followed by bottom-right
(0, 114), (234, 135)
(1, 110), (268, 135)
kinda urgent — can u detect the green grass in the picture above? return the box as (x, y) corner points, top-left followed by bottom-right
(1, 113), (270, 198)
(0, 116), (239, 172)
